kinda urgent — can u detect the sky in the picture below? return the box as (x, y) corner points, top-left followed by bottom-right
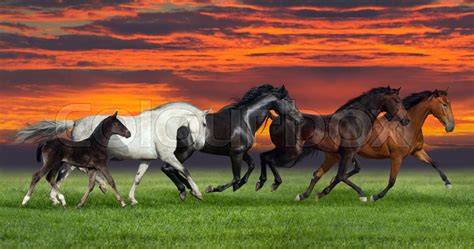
(0, 0), (473, 149)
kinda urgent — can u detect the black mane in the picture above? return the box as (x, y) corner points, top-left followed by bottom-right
(220, 84), (278, 110)
(336, 87), (394, 112)
(403, 90), (446, 110)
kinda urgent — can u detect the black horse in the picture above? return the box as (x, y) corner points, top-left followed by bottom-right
(161, 84), (304, 199)
(256, 86), (410, 202)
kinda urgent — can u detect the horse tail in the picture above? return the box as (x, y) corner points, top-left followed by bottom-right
(14, 120), (75, 144)
(285, 146), (318, 168)
(36, 142), (45, 162)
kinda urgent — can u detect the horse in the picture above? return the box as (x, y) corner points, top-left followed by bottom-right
(21, 112), (132, 208)
(15, 102), (209, 205)
(158, 84), (304, 198)
(295, 89), (454, 201)
(256, 86), (410, 202)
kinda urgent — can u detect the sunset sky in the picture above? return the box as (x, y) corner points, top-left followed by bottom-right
(0, 0), (473, 148)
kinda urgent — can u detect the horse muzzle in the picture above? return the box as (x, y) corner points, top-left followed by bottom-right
(445, 122), (455, 133)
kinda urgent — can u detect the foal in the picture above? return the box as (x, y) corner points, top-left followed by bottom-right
(21, 112), (131, 208)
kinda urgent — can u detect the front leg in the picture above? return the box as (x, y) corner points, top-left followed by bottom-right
(412, 149), (452, 188)
(206, 152), (243, 193)
(234, 152), (255, 191)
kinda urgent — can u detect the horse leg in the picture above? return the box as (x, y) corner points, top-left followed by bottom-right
(161, 145), (195, 201)
(256, 148), (297, 192)
(99, 167), (126, 208)
(370, 156), (402, 201)
(162, 156), (202, 200)
(295, 153), (338, 201)
(46, 170), (61, 206)
(317, 150), (357, 200)
(46, 168), (67, 207)
(22, 162), (54, 206)
(128, 160), (151, 205)
(76, 169), (97, 209)
(339, 158), (367, 201)
(255, 150), (271, 191)
(235, 152), (255, 190)
(206, 152), (243, 193)
(412, 149), (452, 188)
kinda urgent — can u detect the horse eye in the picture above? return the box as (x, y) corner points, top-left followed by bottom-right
(443, 104), (448, 107)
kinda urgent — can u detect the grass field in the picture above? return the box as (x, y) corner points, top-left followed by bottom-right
(0, 168), (473, 248)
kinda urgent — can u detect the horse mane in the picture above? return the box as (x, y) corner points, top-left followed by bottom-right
(336, 87), (393, 112)
(220, 84), (279, 110)
(403, 90), (447, 110)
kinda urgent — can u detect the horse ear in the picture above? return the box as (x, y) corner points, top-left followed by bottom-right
(396, 87), (401, 94)
(387, 84), (391, 90)
(280, 85), (286, 92)
(204, 108), (212, 115)
(433, 89), (440, 97)
(112, 111), (118, 118)
(446, 86), (449, 93)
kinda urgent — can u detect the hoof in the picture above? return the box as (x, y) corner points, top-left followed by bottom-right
(294, 194), (301, 202)
(121, 203), (127, 208)
(129, 198), (138, 206)
(369, 195), (375, 202)
(445, 184), (452, 189)
(205, 185), (214, 193)
(179, 191), (186, 201)
(255, 182), (263, 191)
(359, 196), (368, 202)
(76, 205), (82, 209)
(191, 191), (203, 201)
(51, 200), (60, 206)
(99, 185), (107, 194)
(271, 183), (281, 192)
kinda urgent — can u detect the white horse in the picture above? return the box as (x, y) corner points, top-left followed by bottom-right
(16, 102), (209, 205)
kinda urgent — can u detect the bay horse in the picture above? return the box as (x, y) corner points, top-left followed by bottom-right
(160, 85), (304, 198)
(16, 102), (209, 205)
(300, 89), (455, 201)
(256, 86), (410, 202)
(21, 112), (131, 208)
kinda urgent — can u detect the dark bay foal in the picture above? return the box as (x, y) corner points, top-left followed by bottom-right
(21, 112), (131, 208)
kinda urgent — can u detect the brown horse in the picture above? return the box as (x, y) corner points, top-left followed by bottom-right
(258, 89), (454, 202)
(256, 86), (410, 202)
(309, 89), (455, 201)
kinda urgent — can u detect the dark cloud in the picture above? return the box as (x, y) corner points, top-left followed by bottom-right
(69, 10), (260, 36)
(1, 0), (132, 9)
(0, 51), (54, 60)
(0, 22), (38, 31)
(0, 33), (196, 51)
(246, 52), (302, 57)
(293, 9), (381, 18)
(240, 0), (435, 8)
(304, 54), (372, 61)
(373, 52), (428, 57)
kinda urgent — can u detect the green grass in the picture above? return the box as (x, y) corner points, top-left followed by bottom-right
(0, 168), (473, 248)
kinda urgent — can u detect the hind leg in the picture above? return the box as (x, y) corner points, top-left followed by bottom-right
(256, 148), (295, 192)
(22, 163), (55, 206)
(296, 153), (338, 201)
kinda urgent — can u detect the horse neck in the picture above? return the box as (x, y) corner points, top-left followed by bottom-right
(348, 97), (384, 124)
(91, 122), (112, 149)
(406, 99), (432, 135)
(242, 97), (274, 134)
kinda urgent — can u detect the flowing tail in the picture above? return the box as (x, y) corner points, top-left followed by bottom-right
(285, 147), (318, 168)
(36, 143), (45, 162)
(14, 120), (75, 144)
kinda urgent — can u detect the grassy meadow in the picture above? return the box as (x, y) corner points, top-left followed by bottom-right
(0, 169), (473, 248)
